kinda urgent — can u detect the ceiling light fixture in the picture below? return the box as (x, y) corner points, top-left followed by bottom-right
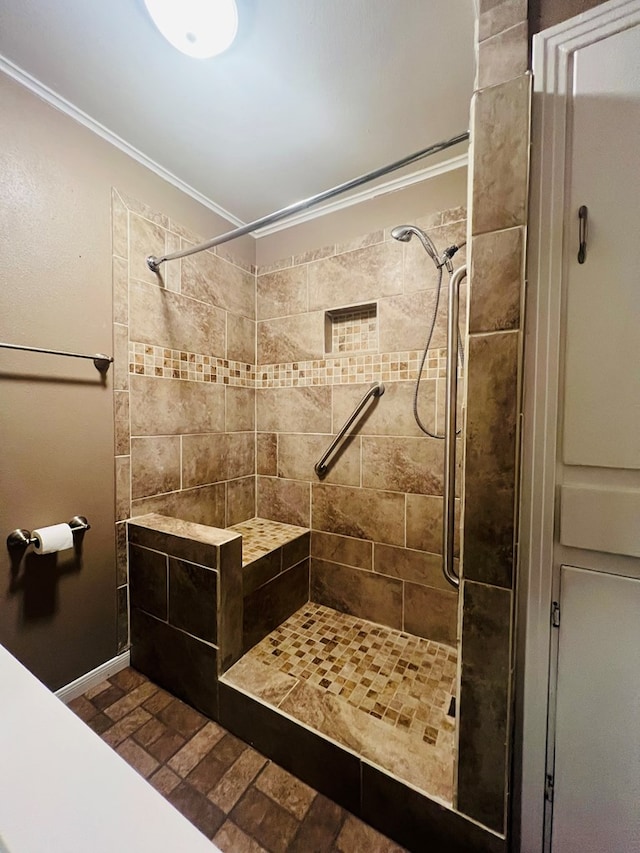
(144, 0), (238, 59)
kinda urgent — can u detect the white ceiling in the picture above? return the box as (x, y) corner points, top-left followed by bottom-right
(0, 0), (475, 228)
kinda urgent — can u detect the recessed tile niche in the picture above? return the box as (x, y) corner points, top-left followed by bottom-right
(324, 302), (378, 355)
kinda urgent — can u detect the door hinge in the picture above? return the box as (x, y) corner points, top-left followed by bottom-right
(551, 601), (560, 628)
(545, 773), (555, 802)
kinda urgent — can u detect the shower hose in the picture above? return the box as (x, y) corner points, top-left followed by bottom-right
(413, 266), (463, 439)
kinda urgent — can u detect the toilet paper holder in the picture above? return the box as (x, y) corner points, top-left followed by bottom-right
(6, 516), (91, 551)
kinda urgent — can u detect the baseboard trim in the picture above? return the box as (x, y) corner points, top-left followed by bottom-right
(55, 651), (131, 704)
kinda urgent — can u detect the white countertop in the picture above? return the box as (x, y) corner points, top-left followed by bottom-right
(0, 645), (220, 853)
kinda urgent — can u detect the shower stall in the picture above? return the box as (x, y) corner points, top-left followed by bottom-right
(115, 172), (482, 846)
(220, 218), (468, 804)
(108, 2), (529, 818)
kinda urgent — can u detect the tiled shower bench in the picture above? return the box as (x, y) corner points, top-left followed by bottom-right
(227, 517), (311, 653)
(127, 513), (310, 718)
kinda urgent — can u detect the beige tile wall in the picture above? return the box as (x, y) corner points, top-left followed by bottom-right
(255, 208), (467, 645)
(456, 0), (530, 836)
(113, 192), (467, 651)
(112, 190), (258, 652)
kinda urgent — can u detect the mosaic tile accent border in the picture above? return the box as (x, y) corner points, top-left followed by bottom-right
(129, 341), (459, 387)
(257, 350), (456, 386)
(129, 342), (255, 386)
(249, 603), (457, 748)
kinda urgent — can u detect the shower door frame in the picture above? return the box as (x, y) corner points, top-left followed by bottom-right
(516, 1), (640, 851)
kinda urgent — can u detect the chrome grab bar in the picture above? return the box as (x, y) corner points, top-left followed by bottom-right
(443, 265), (467, 589)
(314, 381), (385, 477)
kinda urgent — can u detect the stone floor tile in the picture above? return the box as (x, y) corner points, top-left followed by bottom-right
(168, 721), (226, 777)
(168, 782), (226, 839)
(86, 712), (113, 735)
(132, 716), (167, 748)
(335, 813), (406, 852)
(84, 679), (112, 700)
(186, 752), (228, 795)
(208, 749), (267, 813)
(146, 730), (186, 763)
(255, 761), (316, 820)
(287, 794), (345, 853)
(91, 684), (126, 712)
(116, 738), (160, 779)
(67, 695), (98, 722)
(77, 667), (411, 853)
(157, 697), (208, 738)
(149, 765), (182, 797)
(142, 687), (174, 715)
(230, 787), (299, 853)
(101, 706), (152, 748)
(225, 601), (457, 803)
(209, 733), (248, 769)
(103, 681), (158, 721)
(213, 819), (269, 853)
(109, 667), (147, 692)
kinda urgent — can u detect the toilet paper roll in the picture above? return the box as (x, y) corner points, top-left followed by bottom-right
(32, 523), (74, 555)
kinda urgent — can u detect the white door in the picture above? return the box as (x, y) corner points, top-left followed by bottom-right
(561, 24), (640, 474)
(551, 566), (640, 853)
(548, 18), (640, 853)
(522, 4), (640, 851)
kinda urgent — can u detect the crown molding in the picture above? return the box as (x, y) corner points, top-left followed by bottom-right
(1, 53), (468, 240)
(0, 54), (245, 228)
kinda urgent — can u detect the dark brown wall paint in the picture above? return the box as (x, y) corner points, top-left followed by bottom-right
(529, 0), (610, 33)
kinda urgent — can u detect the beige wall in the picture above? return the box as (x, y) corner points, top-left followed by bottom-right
(0, 73), (250, 690)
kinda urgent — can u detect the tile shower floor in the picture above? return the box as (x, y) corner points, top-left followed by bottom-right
(223, 603), (457, 804)
(69, 667), (407, 852)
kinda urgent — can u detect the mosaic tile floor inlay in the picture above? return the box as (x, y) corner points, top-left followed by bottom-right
(250, 604), (457, 747)
(225, 604), (457, 802)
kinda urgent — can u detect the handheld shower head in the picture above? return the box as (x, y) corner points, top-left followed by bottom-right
(391, 224), (441, 269)
(390, 225), (415, 243)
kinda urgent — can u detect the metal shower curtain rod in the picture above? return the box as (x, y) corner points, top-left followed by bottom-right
(146, 130), (470, 272)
